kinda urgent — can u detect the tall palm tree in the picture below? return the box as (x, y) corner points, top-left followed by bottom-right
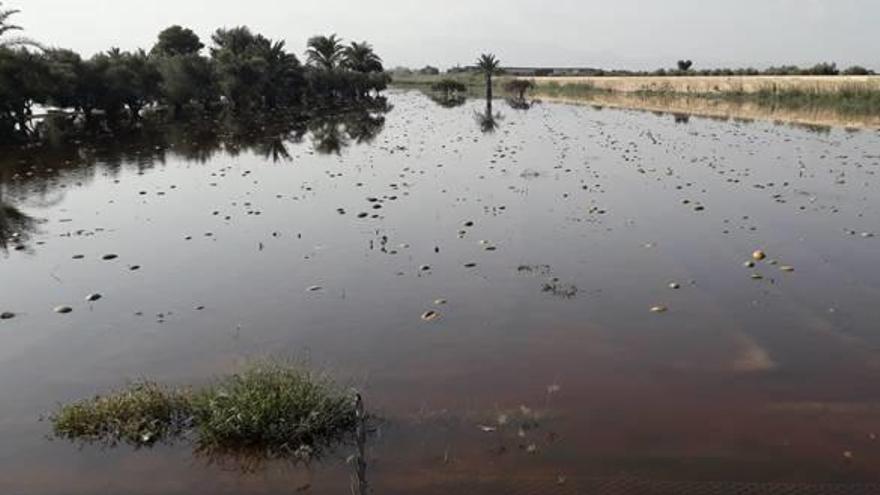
(0, 2), (38, 48)
(476, 53), (502, 102)
(342, 42), (383, 73)
(306, 34), (345, 71)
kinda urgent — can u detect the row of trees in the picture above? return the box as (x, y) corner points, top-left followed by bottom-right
(667, 61), (872, 77)
(0, 6), (389, 144)
(528, 61), (875, 78)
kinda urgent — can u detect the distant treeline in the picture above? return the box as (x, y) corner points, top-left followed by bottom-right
(0, 23), (389, 144)
(584, 62), (875, 78)
(392, 62), (875, 78)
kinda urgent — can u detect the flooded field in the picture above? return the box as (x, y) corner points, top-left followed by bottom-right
(2, 89), (880, 494)
(536, 91), (880, 131)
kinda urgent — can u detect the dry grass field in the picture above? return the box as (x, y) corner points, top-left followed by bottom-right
(526, 75), (880, 95)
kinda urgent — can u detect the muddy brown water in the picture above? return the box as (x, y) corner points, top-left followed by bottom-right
(2, 90), (880, 494)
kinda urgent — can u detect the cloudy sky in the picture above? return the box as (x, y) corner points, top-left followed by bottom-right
(14, 0), (878, 70)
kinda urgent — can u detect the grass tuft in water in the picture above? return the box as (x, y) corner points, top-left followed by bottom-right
(51, 382), (192, 447)
(50, 364), (360, 458)
(190, 365), (359, 458)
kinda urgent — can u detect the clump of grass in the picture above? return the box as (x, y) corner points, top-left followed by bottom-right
(51, 382), (192, 447)
(50, 364), (360, 460)
(190, 365), (359, 458)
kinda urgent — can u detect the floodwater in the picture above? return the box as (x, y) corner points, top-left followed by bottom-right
(2, 90), (880, 494)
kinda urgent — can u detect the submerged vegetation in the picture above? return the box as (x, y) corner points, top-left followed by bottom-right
(51, 364), (361, 462)
(0, 4), (390, 145)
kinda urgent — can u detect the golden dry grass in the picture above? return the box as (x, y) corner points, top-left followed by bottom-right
(526, 75), (880, 94)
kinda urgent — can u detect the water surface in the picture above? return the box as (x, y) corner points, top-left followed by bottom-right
(2, 90), (880, 494)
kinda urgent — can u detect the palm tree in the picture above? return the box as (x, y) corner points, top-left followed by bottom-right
(259, 39), (303, 108)
(306, 34), (345, 70)
(476, 53), (502, 101)
(342, 42), (383, 73)
(0, 2), (38, 48)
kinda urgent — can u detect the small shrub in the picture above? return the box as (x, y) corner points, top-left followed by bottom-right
(504, 79), (535, 100)
(430, 79), (467, 97)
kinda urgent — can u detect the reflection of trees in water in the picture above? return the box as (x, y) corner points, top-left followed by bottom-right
(0, 188), (40, 253)
(673, 113), (691, 124)
(428, 93), (467, 109)
(505, 97), (533, 111)
(0, 101), (392, 212)
(475, 100), (503, 134)
(308, 108), (387, 155)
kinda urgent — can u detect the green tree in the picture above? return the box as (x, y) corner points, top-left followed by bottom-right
(476, 53), (501, 101)
(156, 54), (216, 117)
(105, 49), (162, 120)
(0, 48), (51, 140)
(211, 27), (269, 112)
(73, 54), (115, 123)
(843, 65), (874, 76)
(42, 48), (86, 111)
(210, 27), (304, 112)
(151, 25), (204, 57)
(306, 34), (344, 70)
(257, 39), (303, 108)
(342, 42), (383, 73)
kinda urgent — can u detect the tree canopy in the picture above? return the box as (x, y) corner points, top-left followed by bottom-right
(306, 34), (345, 70)
(151, 26), (204, 57)
(0, 15), (390, 145)
(342, 42), (383, 73)
(476, 53), (502, 101)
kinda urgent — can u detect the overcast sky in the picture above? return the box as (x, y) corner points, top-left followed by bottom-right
(14, 0), (879, 70)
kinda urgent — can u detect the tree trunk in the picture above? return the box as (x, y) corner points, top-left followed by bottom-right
(486, 74), (493, 102)
(128, 103), (142, 122)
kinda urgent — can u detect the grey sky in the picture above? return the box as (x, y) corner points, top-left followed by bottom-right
(14, 0), (879, 70)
